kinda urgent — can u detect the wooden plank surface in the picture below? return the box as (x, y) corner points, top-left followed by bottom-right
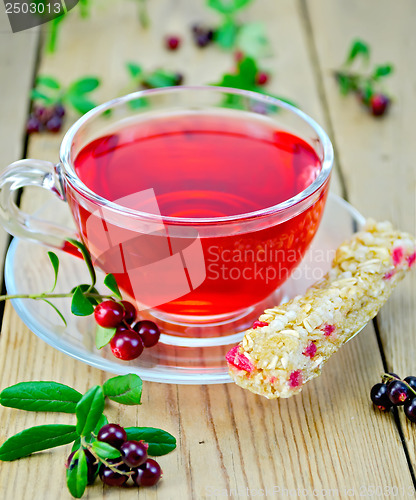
(304, 0), (416, 468)
(0, 1), (415, 499)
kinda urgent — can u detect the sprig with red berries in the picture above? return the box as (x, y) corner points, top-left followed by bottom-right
(0, 239), (161, 362)
(334, 39), (394, 117)
(0, 374), (176, 498)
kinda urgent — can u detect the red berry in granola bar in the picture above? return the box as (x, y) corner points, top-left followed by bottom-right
(289, 370), (303, 388)
(226, 346), (255, 372)
(302, 341), (317, 359)
(322, 324), (336, 337)
(392, 247), (404, 266)
(252, 321), (268, 329)
(407, 252), (416, 267)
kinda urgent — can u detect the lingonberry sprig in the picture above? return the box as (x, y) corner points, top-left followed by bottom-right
(0, 239), (161, 361)
(0, 374), (175, 498)
(371, 373), (416, 422)
(27, 75), (101, 134)
(334, 39), (394, 117)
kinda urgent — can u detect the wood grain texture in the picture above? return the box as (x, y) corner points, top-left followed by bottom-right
(0, 1), (415, 499)
(304, 0), (416, 470)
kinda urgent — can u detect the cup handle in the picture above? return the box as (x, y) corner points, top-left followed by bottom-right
(0, 159), (76, 248)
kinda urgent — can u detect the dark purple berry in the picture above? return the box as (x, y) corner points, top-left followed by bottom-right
(99, 459), (130, 486)
(110, 329), (144, 360)
(174, 72), (184, 86)
(404, 376), (416, 395)
(404, 398), (416, 423)
(46, 115), (63, 133)
(370, 383), (392, 412)
(66, 449), (99, 484)
(97, 423), (127, 449)
(387, 380), (411, 406)
(121, 301), (137, 324)
(370, 93), (390, 117)
(54, 103), (66, 118)
(165, 35), (181, 50)
(26, 115), (41, 134)
(120, 440), (148, 468)
(33, 105), (54, 124)
(132, 459), (162, 487)
(134, 320), (160, 348)
(94, 300), (124, 328)
(191, 23), (214, 47)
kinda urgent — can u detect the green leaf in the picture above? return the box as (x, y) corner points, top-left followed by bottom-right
(70, 284), (100, 306)
(95, 325), (116, 349)
(71, 438), (81, 453)
(236, 22), (271, 58)
(143, 69), (178, 88)
(372, 64), (393, 79)
(76, 386), (105, 437)
(0, 424), (78, 461)
(91, 441), (121, 459)
(69, 77), (100, 95)
(128, 97), (149, 110)
(47, 251), (59, 292)
(71, 286), (95, 316)
(67, 93), (97, 115)
(214, 19), (239, 49)
(104, 274), (122, 299)
(66, 449), (88, 498)
(41, 299), (67, 326)
(66, 239), (96, 288)
(0, 381), (81, 413)
(346, 39), (370, 65)
(30, 89), (55, 105)
(126, 62), (143, 80)
(125, 427), (176, 456)
(238, 56), (258, 82)
(103, 374), (143, 405)
(36, 75), (61, 89)
(93, 414), (108, 434)
(207, 0), (252, 14)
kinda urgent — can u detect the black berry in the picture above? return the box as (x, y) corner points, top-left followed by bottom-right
(404, 376), (416, 395)
(94, 301), (124, 328)
(110, 329), (144, 360)
(121, 301), (137, 324)
(26, 115), (41, 134)
(97, 423), (127, 449)
(46, 115), (63, 133)
(191, 23), (214, 48)
(54, 103), (66, 118)
(99, 459), (130, 486)
(404, 398), (416, 423)
(134, 320), (160, 348)
(120, 440), (148, 468)
(387, 380), (411, 406)
(132, 458), (162, 487)
(370, 383), (392, 412)
(370, 93), (390, 117)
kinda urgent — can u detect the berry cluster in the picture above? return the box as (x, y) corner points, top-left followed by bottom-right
(370, 373), (416, 422)
(26, 104), (65, 134)
(67, 424), (162, 488)
(94, 300), (160, 361)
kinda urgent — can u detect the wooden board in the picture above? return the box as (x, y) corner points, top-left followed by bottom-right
(0, 1), (415, 498)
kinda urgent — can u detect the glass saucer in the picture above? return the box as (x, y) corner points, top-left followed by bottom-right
(4, 193), (364, 384)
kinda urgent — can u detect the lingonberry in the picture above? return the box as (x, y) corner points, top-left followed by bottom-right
(121, 301), (137, 324)
(46, 115), (63, 133)
(404, 398), (416, 423)
(404, 376), (416, 395)
(134, 320), (160, 348)
(370, 93), (390, 117)
(120, 440), (148, 468)
(97, 423), (127, 449)
(110, 330), (144, 360)
(132, 459), (162, 487)
(66, 449), (99, 484)
(370, 383), (392, 412)
(256, 72), (269, 86)
(99, 459), (130, 486)
(387, 380), (411, 406)
(165, 35), (181, 50)
(94, 300), (124, 328)
(26, 115), (42, 134)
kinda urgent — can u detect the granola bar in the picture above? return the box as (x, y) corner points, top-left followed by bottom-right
(226, 220), (416, 399)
